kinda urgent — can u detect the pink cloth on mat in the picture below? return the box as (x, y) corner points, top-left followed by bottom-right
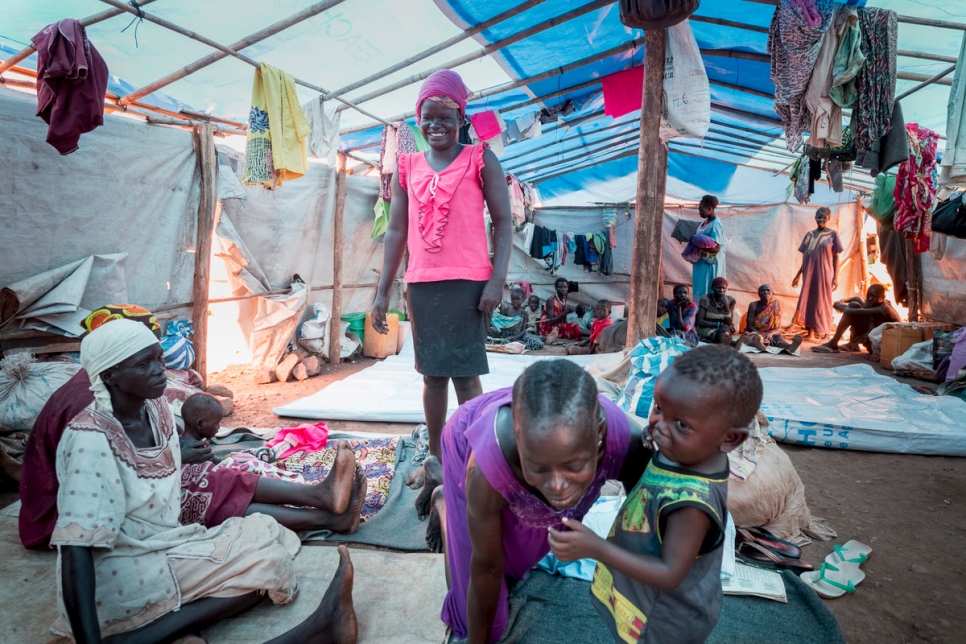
(469, 111), (503, 142)
(601, 66), (644, 118)
(266, 422), (329, 459)
(397, 144), (493, 283)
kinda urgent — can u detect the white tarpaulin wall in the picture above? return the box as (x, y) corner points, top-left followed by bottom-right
(0, 87), (200, 314)
(921, 236), (966, 324)
(218, 163), (399, 336)
(512, 202), (863, 327)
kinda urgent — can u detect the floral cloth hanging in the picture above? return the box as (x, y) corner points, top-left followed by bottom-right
(893, 123), (940, 254)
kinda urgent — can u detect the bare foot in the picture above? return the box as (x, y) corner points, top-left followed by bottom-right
(310, 440), (356, 514)
(415, 455), (443, 521)
(330, 465), (367, 535)
(749, 334), (767, 352)
(305, 545), (358, 644)
(405, 464), (425, 489)
(786, 335), (803, 354)
(426, 485), (446, 554)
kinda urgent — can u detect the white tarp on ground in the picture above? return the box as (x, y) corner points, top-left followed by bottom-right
(0, 87), (199, 313)
(274, 337), (598, 422)
(516, 202), (863, 327)
(276, 353), (966, 456)
(762, 364), (966, 456)
(921, 235), (966, 324)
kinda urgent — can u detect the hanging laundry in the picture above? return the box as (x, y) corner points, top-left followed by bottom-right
(372, 198), (390, 239)
(507, 112), (542, 141)
(507, 174), (526, 226)
(827, 7), (865, 109)
(855, 102), (909, 177)
(850, 7), (898, 153)
(469, 111), (504, 142)
(529, 225), (555, 259)
(378, 124), (396, 200)
(301, 97), (342, 166)
(602, 209), (619, 248)
(790, 155), (811, 204)
(583, 236), (600, 269)
(804, 4), (862, 148)
(791, 0), (822, 28)
(573, 234), (588, 266)
(870, 173), (898, 225)
(602, 66), (644, 118)
(522, 182), (537, 222)
(825, 158), (843, 192)
(599, 244), (614, 276)
(31, 19), (110, 155)
(404, 122), (430, 152)
(244, 63), (312, 188)
(768, 0), (835, 151)
(939, 34), (966, 188)
(894, 123), (940, 254)
(516, 281), (533, 299)
(592, 231), (608, 255)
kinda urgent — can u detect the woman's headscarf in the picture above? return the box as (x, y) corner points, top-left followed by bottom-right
(80, 319), (160, 412)
(712, 277), (729, 289)
(82, 304), (160, 333)
(415, 70), (471, 125)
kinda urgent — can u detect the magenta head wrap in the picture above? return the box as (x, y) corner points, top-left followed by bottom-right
(415, 70), (471, 125)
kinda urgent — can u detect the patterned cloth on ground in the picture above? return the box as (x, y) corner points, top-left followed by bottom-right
(277, 437), (400, 521)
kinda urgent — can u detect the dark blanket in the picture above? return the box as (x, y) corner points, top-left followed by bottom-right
(449, 569), (844, 644)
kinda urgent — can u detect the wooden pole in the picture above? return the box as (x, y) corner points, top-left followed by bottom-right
(191, 123), (218, 386)
(340, 35), (647, 134)
(323, 0), (549, 99)
(856, 196), (869, 295)
(336, 0), (613, 111)
(896, 64), (958, 101)
(117, 0), (348, 105)
(0, 0), (160, 75)
(626, 29), (668, 348)
(329, 154), (348, 365)
(905, 238), (920, 322)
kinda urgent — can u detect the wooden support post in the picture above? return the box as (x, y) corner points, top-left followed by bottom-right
(905, 238), (920, 322)
(329, 154), (347, 365)
(856, 197), (869, 295)
(191, 123), (217, 386)
(626, 29), (668, 348)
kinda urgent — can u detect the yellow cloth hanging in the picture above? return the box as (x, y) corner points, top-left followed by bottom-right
(244, 62), (311, 189)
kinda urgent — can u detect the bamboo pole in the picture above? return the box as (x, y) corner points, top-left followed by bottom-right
(897, 50), (958, 64)
(150, 283), (381, 314)
(856, 196), (869, 294)
(905, 238), (920, 322)
(337, 0), (614, 111)
(117, 0), (348, 106)
(742, 0), (966, 29)
(329, 154), (347, 365)
(896, 64), (957, 101)
(324, 0), (549, 99)
(97, 0), (389, 124)
(627, 29), (668, 347)
(690, 14), (769, 34)
(511, 132), (644, 175)
(191, 123), (218, 386)
(340, 35), (647, 134)
(0, 0), (160, 75)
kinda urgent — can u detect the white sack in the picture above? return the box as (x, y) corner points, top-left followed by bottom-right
(662, 20), (711, 141)
(0, 354), (82, 431)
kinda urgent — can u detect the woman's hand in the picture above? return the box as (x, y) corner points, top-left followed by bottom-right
(478, 279), (503, 317)
(548, 517), (603, 562)
(181, 439), (213, 464)
(832, 278), (838, 290)
(371, 296), (390, 334)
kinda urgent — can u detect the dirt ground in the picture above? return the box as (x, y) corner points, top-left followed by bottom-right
(4, 341), (959, 643)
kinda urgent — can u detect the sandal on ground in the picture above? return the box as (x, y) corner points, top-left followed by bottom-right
(801, 561), (865, 599)
(738, 527), (803, 559)
(736, 541), (814, 572)
(825, 540), (872, 566)
(810, 344), (839, 353)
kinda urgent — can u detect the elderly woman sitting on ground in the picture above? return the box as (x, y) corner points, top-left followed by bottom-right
(52, 320), (357, 643)
(735, 284), (803, 354)
(696, 277), (737, 346)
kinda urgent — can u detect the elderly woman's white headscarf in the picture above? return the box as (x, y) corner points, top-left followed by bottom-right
(80, 319), (161, 412)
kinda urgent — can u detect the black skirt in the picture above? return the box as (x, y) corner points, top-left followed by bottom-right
(407, 279), (489, 378)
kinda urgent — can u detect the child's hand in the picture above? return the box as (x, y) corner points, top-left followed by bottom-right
(547, 517), (603, 562)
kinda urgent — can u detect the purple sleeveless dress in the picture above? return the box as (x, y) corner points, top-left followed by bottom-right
(440, 387), (631, 641)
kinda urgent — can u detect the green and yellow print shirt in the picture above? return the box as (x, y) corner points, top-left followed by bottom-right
(591, 456), (729, 644)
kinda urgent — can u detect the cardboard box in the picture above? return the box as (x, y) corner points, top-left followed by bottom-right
(881, 324), (923, 370)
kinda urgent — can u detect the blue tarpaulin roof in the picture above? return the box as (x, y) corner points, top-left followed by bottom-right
(1, 0), (962, 204)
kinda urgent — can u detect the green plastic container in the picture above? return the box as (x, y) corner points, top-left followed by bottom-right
(340, 312), (367, 342)
(387, 309), (407, 321)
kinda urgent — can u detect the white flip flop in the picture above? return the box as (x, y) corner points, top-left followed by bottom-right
(825, 540), (873, 566)
(801, 561), (865, 599)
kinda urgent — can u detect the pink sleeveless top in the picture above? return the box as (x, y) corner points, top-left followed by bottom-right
(397, 144), (493, 283)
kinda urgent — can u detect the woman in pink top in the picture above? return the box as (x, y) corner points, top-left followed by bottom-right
(371, 70), (512, 517)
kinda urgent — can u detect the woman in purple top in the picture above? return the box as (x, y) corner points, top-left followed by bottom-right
(426, 360), (649, 643)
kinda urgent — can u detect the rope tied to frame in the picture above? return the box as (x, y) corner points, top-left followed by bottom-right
(120, 1), (145, 48)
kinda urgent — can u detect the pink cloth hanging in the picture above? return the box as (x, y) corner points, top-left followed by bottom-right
(602, 66), (644, 118)
(469, 111), (503, 142)
(266, 421), (329, 459)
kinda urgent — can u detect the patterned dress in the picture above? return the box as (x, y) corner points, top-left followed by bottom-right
(591, 456), (729, 644)
(793, 228), (843, 334)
